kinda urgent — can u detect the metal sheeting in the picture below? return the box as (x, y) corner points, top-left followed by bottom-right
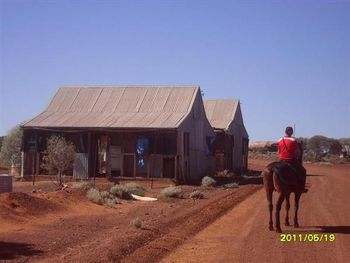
(73, 153), (88, 179)
(203, 99), (239, 130)
(23, 86), (198, 129)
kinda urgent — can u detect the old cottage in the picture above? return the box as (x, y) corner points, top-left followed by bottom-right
(204, 99), (249, 172)
(21, 86), (215, 182)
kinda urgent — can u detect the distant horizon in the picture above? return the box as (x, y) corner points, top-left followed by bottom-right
(1, 0), (349, 141)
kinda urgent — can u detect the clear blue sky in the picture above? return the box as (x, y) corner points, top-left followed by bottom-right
(0, 0), (349, 141)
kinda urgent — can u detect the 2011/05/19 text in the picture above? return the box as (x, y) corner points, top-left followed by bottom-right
(280, 234), (336, 242)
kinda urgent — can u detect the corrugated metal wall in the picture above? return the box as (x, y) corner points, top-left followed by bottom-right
(178, 90), (215, 181)
(73, 153), (88, 179)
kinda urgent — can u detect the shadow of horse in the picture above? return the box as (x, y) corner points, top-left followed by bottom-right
(306, 174), (325, 177)
(0, 242), (42, 260)
(278, 225), (350, 235)
(315, 226), (350, 234)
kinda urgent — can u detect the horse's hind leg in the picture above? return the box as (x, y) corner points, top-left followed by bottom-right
(267, 188), (274, 231)
(264, 169), (274, 231)
(285, 193), (291, 226)
(275, 192), (285, 233)
(294, 192), (301, 228)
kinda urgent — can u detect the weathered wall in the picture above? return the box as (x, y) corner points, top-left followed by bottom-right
(178, 90), (215, 181)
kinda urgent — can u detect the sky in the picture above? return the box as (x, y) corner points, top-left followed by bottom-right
(0, 0), (349, 141)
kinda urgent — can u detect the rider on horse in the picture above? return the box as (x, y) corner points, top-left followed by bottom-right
(278, 126), (308, 193)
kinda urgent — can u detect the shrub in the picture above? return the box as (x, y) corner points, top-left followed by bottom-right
(76, 182), (92, 190)
(41, 136), (76, 186)
(110, 184), (132, 200)
(87, 189), (119, 207)
(100, 190), (120, 207)
(0, 125), (22, 170)
(87, 188), (103, 205)
(124, 182), (146, 196)
(160, 186), (183, 198)
(100, 190), (113, 200)
(223, 183), (239, 189)
(201, 176), (216, 187)
(131, 217), (143, 229)
(104, 196), (120, 208)
(190, 190), (204, 199)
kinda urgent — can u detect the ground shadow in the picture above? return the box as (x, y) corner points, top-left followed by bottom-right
(0, 242), (42, 260)
(239, 177), (263, 185)
(283, 225), (350, 235)
(315, 226), (350, 234)
(306, 174), (325, 177)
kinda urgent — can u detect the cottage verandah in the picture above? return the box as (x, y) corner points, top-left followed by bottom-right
(21, 86), (215, 182)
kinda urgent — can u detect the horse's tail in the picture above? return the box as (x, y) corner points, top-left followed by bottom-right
(266, 162), (282, 192)
(262, 165), (276, 196)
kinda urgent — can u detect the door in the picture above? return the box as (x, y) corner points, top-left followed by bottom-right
(110, 145), (121, 176)
(97, 135), (109, 175)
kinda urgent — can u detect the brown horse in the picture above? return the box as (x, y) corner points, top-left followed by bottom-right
(262, 161), (305, 233)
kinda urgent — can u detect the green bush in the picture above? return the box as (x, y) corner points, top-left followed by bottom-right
(201, 176), (216, 187)
(190, 190), (204, 199)
(110, 184), (132, 200)
(86, 188), (103, 205)
(124, 182), (146, 196)
(160, 186), (183, 198)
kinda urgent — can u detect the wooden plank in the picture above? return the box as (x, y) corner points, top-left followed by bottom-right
(21, 152), (24, 177)
(133, 154), (136, 178)
(34, 132), (39, 175)
(161, 154), (163, 178)
(147, 155), (150, 178)
(121, 154), (124, 177)
(87, 132), (91, 177)
(174, 155), (177, 180)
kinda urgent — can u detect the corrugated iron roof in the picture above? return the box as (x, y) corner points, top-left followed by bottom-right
(203, 99), (239, 130)
(23, 86), (199, 129)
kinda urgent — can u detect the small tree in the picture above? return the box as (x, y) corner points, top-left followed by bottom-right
(307, 135), (343, 160)
(0, 126), (23, 174)
(41, 135), (76, 186)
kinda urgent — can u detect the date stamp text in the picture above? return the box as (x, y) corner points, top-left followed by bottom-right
(280, 233), (336, 242)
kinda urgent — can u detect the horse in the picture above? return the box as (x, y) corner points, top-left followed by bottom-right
(262, 161), (306, 233)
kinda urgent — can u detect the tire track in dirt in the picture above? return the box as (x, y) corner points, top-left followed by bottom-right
(120, 185), (262, 263)
(16, 185), (261, 263)
(161, 162), (350, 263)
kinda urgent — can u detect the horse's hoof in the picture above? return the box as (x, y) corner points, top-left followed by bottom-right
(276, 228), (282, 233)
(269, 225), (274, 231)
(285, 222), (290, 226)
(294, 223), (299, 228)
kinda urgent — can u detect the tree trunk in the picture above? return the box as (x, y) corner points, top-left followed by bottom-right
(58, 170), (62, 186)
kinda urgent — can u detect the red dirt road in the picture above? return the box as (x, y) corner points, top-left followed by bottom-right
(162, 160), (350, 263)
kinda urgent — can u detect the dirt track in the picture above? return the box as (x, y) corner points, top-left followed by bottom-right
(0, 160), (349, 262)
(0, 181), (261, 262)
(162, 160), (350, 263)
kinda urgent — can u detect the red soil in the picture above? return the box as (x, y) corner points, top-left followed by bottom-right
(0, 180), (261, 262)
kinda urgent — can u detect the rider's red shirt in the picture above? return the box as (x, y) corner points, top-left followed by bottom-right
(278, 136), (300, 161)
